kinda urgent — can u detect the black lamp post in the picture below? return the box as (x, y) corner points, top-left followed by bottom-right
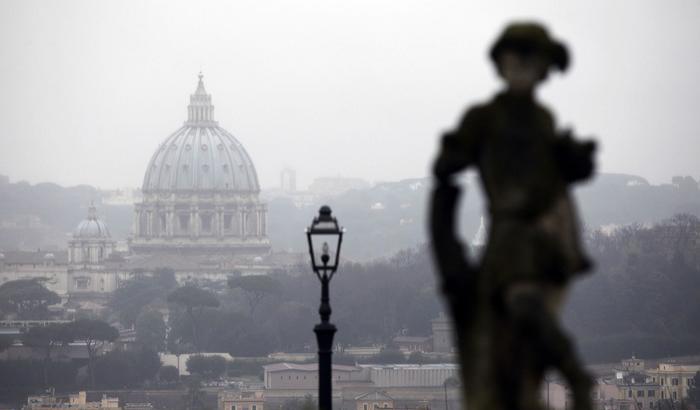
(306, 205), (344, 410)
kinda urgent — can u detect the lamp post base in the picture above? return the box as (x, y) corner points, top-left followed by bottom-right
(315, 322), (336, 410)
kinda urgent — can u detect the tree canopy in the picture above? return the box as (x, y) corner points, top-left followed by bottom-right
(135, 309), (167, 352)
(109, 269), (177, 327)
(67, 319), (119, 387)
(0, 279), (60, 319)
(186, 354), (227, 380)
(167, 285), (220, 352)
(228, 275), (281, 315)
(167, 285), (220, 313)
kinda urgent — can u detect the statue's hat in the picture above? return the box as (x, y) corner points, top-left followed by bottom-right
(490, 22), (569, 72)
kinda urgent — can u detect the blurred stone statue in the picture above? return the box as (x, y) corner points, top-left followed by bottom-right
(430, 22), (596, 410)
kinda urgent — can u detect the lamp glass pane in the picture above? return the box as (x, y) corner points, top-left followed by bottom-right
(310, 233), (340, 270)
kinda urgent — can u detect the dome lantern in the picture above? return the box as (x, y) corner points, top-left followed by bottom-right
(186, 72), (216, 126)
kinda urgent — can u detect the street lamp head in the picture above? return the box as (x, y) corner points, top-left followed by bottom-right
(306, 205), (344, 278)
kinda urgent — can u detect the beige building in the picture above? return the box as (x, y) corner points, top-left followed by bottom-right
(392, 336), (432, 354)
(263, 363), (362, 390)
(593, 377), (661, 410)
(0, 251), (69, 296)
(358, 364), (459, 388)
(263, 362), (459, 392)
(354, 391), (394, 410)
(646, 362), (699, 402)
(218, 390), (264, 410)
(24, 391), (119, 409)
(0, 204), (121, 299)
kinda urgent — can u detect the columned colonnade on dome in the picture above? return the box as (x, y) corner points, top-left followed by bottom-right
(133, 196), (267, 240)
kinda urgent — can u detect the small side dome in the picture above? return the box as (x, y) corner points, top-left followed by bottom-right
(74, 203), (111, 239)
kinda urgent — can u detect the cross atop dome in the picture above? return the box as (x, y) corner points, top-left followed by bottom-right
(187, 73), (216, 125)
(87, 201), (97, 220)
(195, 71), (207, 95)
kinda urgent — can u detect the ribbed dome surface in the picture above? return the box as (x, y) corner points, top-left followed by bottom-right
(142, 74), (260, 193)
(142, 125), (260, 193)
(74, 205), (110, 238)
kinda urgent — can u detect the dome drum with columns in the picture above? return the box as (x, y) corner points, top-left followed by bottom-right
(130, 74), (270, 255)
(68, 203), (116, 265)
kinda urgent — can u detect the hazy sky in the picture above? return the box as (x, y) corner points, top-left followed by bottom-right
(1, 0), (699, 190)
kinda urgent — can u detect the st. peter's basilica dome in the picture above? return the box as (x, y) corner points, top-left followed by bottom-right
(130, 74), (270, 255)
(142, 73), (260, 193)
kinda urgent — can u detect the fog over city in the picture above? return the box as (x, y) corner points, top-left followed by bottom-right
(1, 0), (700, 189)
(1, 2), (700, 410)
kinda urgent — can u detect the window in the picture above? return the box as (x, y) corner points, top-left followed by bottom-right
(364, 404), (368, 410)
(637, 390), (644, 397)
(649, 401), (654, 409)
(75, 277), (90, 289)
(672, 392), (677, 400)
(201, 215), (212, 232)
(224, 215), (232, 230)
(661, 379), (665, 386)
(628, 390), (632, 398)
(232, 406), (236, 410)
(252, 405), (256, 410)
(672, 378), (679, 386)
(179, 215), (190, 230)
(648, 390), (655, 397)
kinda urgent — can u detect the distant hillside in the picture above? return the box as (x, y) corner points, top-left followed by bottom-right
(0, 173), (698, 259)
(269, 173), (700, 261)
(0, 179), (132, 250)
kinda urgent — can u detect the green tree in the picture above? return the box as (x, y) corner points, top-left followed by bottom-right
(183, 375), (207, 410)
(167, 285), (219, 351)
(0, 337), (12, 352)
(281, 395), (316, 410)
(301, 395), (316, 410)
(373, 348), (406, 364)
(186, 354), (227, 380)
(159, 365), (179, 383)
(228, 275), (281, 316)
(407, 351), (427, 364)
(0, 279), (60, 319)
(93, 348), (161, 388)
(68, 319), (119, 387)
(134, 348), (162, 382)
(22, 323), (73, 387)
(135, 309), (166, 352)
(109, 269), (177, 327)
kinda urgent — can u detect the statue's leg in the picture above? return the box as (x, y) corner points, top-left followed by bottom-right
(505, 284), (592, 410)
